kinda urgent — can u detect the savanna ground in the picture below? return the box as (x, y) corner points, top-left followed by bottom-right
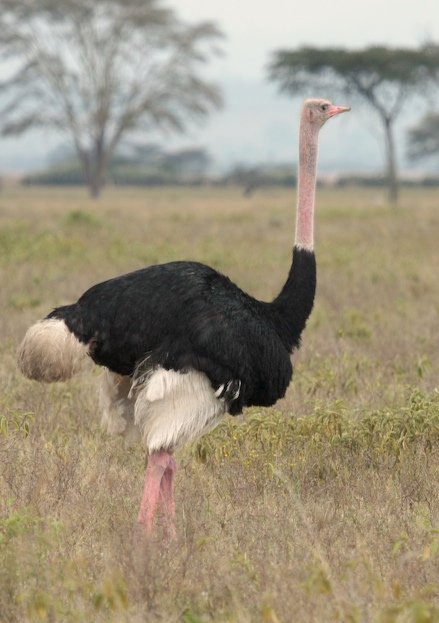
(0, 185), (439, 623)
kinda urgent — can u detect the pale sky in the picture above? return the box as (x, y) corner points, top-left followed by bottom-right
(1, 0), (439, 173)
(177, 0), (439, 80)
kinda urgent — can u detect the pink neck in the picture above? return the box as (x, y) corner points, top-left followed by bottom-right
(295, 116), (319, 251)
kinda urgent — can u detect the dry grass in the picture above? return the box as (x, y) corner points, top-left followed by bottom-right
(1, 185), (439, 622)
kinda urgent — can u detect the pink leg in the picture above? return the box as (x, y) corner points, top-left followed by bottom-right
(159, 456), (177, 541)
(137, 450), (173, 535)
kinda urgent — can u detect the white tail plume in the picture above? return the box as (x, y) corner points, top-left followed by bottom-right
(17, 318), (88, 382)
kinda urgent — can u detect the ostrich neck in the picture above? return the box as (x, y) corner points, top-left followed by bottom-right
(268, 114), (319, 351)
(295, 118), (319, 250)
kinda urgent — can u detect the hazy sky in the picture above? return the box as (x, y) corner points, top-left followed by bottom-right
(177, 0), (439, 80)
(1, 0), (439, 173)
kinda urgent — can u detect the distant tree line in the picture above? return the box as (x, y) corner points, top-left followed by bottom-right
(23, 154), (439, 192)
(24, 144), (212, 186)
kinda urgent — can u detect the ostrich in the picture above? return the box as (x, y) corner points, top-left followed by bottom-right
(17, 99), (350, 538)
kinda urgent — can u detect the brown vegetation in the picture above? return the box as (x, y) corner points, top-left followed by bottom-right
(1, 186), (439, 622)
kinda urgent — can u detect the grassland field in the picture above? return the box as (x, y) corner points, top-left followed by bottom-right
(1, 185), (439, 623)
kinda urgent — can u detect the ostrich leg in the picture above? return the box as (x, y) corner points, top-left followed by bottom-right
(160, 455), (177, 541)
(138, 450), (174, 535)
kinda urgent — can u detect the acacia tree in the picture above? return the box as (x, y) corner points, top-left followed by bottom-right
(0, 0), (222, 197)
(269, 45), (438, 203)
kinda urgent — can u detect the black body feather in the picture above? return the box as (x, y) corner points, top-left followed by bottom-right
(48, 247), (316, 415)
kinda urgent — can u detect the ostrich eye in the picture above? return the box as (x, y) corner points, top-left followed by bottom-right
(321, 104), (329, 112)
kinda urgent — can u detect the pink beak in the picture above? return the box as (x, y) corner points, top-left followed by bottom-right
(327, 105), (351, 118)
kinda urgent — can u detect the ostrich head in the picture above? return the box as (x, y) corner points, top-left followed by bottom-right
(303, 98), (350, 127)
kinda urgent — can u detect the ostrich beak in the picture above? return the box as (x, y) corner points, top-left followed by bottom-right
(328, 105), (351, 118)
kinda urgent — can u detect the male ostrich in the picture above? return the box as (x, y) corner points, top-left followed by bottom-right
(18, 99), (350, 537)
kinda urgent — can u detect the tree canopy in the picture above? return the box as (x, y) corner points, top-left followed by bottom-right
(0, 0), (222, 197)
(269, 45), (439, 203)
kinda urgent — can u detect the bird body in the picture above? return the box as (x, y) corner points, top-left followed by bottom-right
(19, 249), (314, 450)
(48, 253), (315, 410)
(17, 99), (350, 537)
